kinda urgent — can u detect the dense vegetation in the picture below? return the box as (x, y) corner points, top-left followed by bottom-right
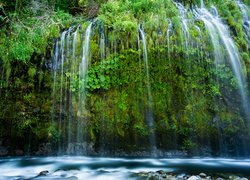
(0, 0), (249, 156)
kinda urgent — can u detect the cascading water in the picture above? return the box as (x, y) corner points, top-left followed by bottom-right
(200, 0), (205, 8)
(138, 28), (156, 155)
(47, 0), (250, 156)
(195, 4), (250, 122)
(1, 0), (250, 165)
(52, 41), (59, 122)
(235, 0), (250, 47)
(77, 22), (92, 147)
(58, 30), (67, 152)
(167, 19), (172, 61)
(167, 19), (173, 79)
(68, 26), (79, 144)
(194, 25), (204, 63)
(99, 26), (106, 152)
(51, 22), (93, 154)
(175, 2), (191, 49)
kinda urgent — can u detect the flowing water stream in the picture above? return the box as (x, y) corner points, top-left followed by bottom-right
(0, 156), (250, 179)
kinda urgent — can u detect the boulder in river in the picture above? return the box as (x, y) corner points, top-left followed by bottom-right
(38, 170), (49, 176)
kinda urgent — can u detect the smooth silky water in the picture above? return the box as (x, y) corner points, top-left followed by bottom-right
(0, 156), (250, 179)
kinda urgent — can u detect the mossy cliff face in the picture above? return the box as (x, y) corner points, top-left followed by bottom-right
(0, 0), (249, 156)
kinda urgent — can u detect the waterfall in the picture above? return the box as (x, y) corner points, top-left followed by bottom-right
(201, 0), (205, 8)
(58, 30), (67, 152)
(100, 27), (106, 152)
(235, 0), (250, 48)
(194, 25), (204, 64)
(100, 28), (105, 60)
(139, 27), (156, 155)
(167, 19), (172, 61)
(68, 26), (79, 145)
(77, 22), (92, 145)
(52, 41), (59, 123)
(51, 22), (93, 154)
(195, 5), (250, 121)
(47, 0), (250, 156)
(175, 2), (191, 49)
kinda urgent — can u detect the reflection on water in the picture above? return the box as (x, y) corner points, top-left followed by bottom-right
(0, 156), (250, 179)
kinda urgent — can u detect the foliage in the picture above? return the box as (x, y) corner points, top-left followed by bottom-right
(0, 0), (250, 155)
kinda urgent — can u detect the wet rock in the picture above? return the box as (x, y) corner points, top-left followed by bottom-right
(38, 170), (49, 176)
(188, 175), (201, 180)
(156, 170), (165, 174)
(199, 173), (207, 178)
(135, 171), (248, 180)
(229, 176), (248, 180)
(36, 143), (52, 155)
(15, 149), (24, 156)
(229, 176), (241, 180)
(137, 171), (149, 177)
(0, 146), (8, 156)
(66, 142), (94, 155)
(138, 171), (178, 180)
(163, 150), (188, 158)
(186, 175), (191, 179)
(177, 173), (186, 179)
(198, 147), (212, 156)
(167, 175), (177, 180)
(161, 174), (167, 178)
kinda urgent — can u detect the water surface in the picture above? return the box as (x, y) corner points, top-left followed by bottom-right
(0, 156), (250, 179)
